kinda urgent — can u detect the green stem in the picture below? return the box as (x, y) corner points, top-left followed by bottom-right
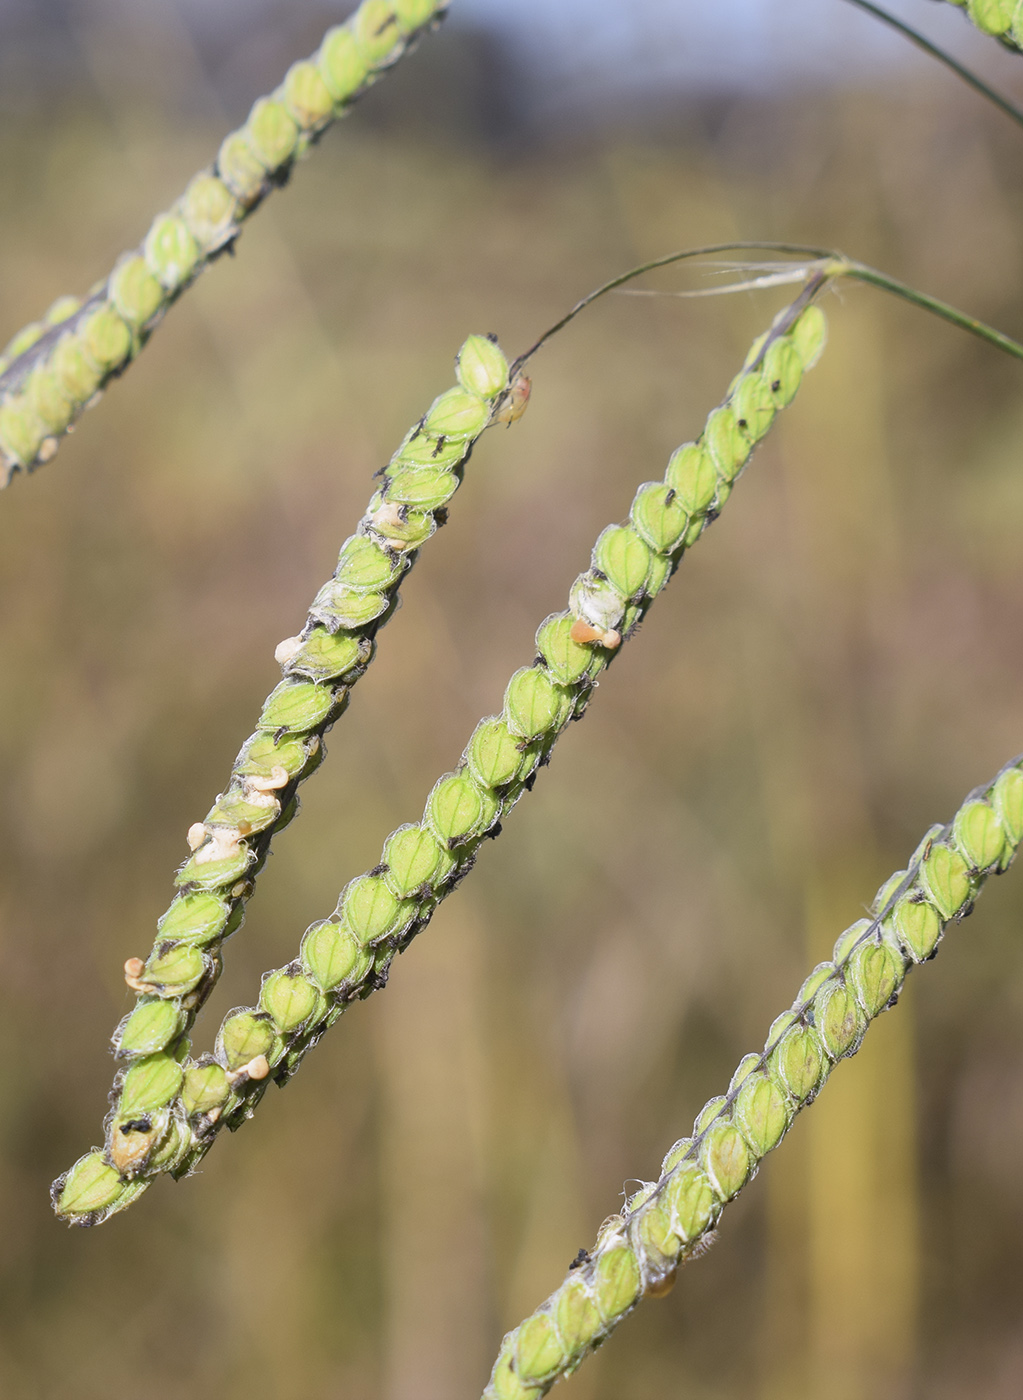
(840, 0), (1023, 129)
(481, 756), (1023, 1399)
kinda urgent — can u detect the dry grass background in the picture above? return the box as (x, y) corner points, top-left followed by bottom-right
(2, 6), (1023, 1398)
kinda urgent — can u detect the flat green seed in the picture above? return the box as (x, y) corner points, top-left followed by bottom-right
(260, 969), (323, 1033)
(833, 917), (871, 964)
(218, 1011), (275, 1070)
(117, 1000), (186, 1057)
(467, 718), (525, 789)
(385, 466), (459, 509)
(57, 1154), (126, 1216)
(849, 938), (904, 1017)
(813, 978), (864, 1059)
(637, 1196), (681, 1263)
(318, 26), (370, 100)
(422, 386), (489, 439)
(289, 629), (364, 681)
(0, 401), (45, 466)
(593, 525), (652, 597)
(594, 1246), (641, 1321)
(994, 766), (1023, 845)
(144, 944), (207, 994)
(921, 841), (972, 919)
(666, 1163), (718, 1239)
(144, 214), (199, 293)
(490, 1349), (541, 1400)
(207, 789), (280, 835)
(336, 535), (400, 591)
(382, 823), (443, 896)
(731, 370), (776, 442)
(149, 1117), (191, 1173)
(258, 680), (338, 732)
(395, 0), (439, 30)
(763, 337), (803, 407)
(4, 321), (45, 359)
(629, 481), (689, 554)
(665, 442), (717, 514)
(694, 1095), (727, 1135)
(795, 961), (836, 1007)
(774, 1024), (826, 1101)
(341, 875), (406, 945)
(504, 666), (562, 740)
(536, 613), (600, 685)
(368, 498), (436, 548)
(514, 1313), (565, 1384)
(660, 1137), (694, 1175)
(425, 771), (485, 845)
(25, 363), (74, 434)
(704, 404), (751, 483)
(353, 0), (402, 64)
(181, 1062), (230, 1115)
(555, 1278), (604, 1356)
(283, 59), (335, 125)
(80, 304), (132, 371)
(301, 919), (365, 989)
(728, 1053), (761, 1094)
(52, 334), (102, 401)
(109, 257), (164, 327)
(873, 869), (907, 914)
(790, 304), (828, 370)
(309, 581), (389, 630)
(119, 1054), (184, 1118)
(735, 1072), (790, 1157)
(217, 131), (267, 203)
(393, 431), (467, 468)
(158, 892), (232, 946)
(238, 733), (311, 780)
(45, 295), (81, 325)
(180, 172), (238, 252)
(246, 97), (299, 170)
(174, 843), (253, 891)
(892, 895), (941, 962)
(968, 0), (1015, 34)
(701, 1119), (752, 1199)
(456, 334), (509, 399)
(954, 799), (1006, 871)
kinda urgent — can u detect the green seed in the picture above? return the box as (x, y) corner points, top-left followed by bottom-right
(149, 1117), (191, 1173)
(704, 404), (751, 483)
(117, 1000), (186, 1057)
(52, 334), (102, 402)
(774, 1024), (827, 1101)
(393, 431), (467, 468)
(24, 362), (74, 434)
(693, 1096), (727, 1135)
(57, 1153), (128, 1217)
(504, 666), (562, 740)
(157, 892), (233, 947)
(309, 582), (389, 630)
(629, 481), (689, 554)
(3, 321), (45, 360)
(891, 895), (941, 962)
(206, 789), (281, 835)
(967, 0), (1015, 34)
(341, 875), (408, 945)
(848, 938), (904, 1017)
(143, 944), (207, 995)
(144, 215), (200, 292)
(734, 1071), (790, 1157)
(301, 919), (365, 989)
(258, 680), (339, 732)
(593, 525), (652, 598)
(353, 0), (401, 64)
(336, 535), (401, 591)
(395, 0), (440, 30)
(245, 97), (299, 170)
(283, 59), (336, 125)
(790, 304), (828, 370)
(385, 466), (459, 510)
(660, 1137), (693, 1175)
(953, 799), (1006, 871)
(456, 334), (509, 399)
(216, 131), (267, 203)
(179, 173), (238, 252)
(666, 1163), (718, 1239)
(119, 1054), (184, 1118)
(665, 442), (717, 514)
(795, 961), (836, 1006)
(260, 969), (324, 1033)
(594, 1246), (641, 1321)
(368, 498), (436, 548)
(466, 718), (525, 790)
(382, 823), (444, 896)
(174, 843), (253, 892)
(109, 257), (164, 328)
(489, 1348), (541, 1400)
(0, 401), (45, 467)
(728, 1053), (761, 1093)
(218, 1011), (275, 1070)
(813, 978), (865, 1059)
(181, 1062), (230, 1116)
(81, 304), (132, 371)
(832, 917), (871, 964)
(555, 1278), (604, 1356)
(700, 1119), (752, 1199)
(763, 337), (803, 407)
(993, 766), (1023, 845)
(536, 613), (601, 685)
(731, 370), (776, 443)
(424, 771), (485, 846)
(514, 1313), (565, 1383)
(318, 26), (370, 101)
(422, 386), (490, 439)
(921, 841), (972, 919)
(238, 733), (312, 782)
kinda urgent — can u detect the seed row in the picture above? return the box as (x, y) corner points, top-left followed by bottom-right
(936, 0), (1023, 49)
(0, 0), (448, 485)
(481, 756), (1023, 1399)
(52, 299), (829, 1225)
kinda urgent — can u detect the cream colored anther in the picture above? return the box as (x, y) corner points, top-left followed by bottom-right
(274, 636), (303, 667)
(226, 1054), (270, 1087)
(570, 618), (621, 650)
(245, 765), (289, 794)
(193, 826), (244, 866)
(186, 822), (207, 851)
(123, 957), (151, 994)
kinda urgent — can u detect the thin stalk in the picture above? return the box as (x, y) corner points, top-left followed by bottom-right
(840, 0), (1023, 129)
(481, 756), (1023, 1399)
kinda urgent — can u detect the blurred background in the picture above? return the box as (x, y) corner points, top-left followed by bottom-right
(2, 1), (1023, 1396)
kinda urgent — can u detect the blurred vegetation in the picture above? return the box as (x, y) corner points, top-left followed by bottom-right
(2, 5), (1023, 1398)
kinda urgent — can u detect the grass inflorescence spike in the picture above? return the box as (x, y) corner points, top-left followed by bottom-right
(930, 0), (1023, 50)
(53, 294), (829, 1225)
(51, 333), (522, 1225)
(481, 755), (1023, 1399)
(0, 0), (448, 487)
